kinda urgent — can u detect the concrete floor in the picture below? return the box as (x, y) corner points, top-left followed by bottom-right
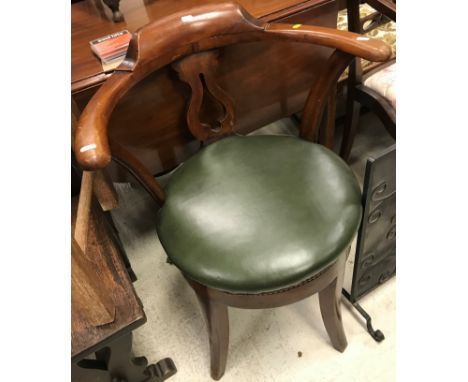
(110, 113), (396, 382)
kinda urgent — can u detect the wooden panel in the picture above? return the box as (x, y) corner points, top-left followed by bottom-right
(72, 238), (115, 327)
(71, 197), (145, 361)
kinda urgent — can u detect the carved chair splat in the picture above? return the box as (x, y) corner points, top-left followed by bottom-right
(172, 51), (235, 142)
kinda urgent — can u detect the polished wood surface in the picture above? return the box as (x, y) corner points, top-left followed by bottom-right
(72, 0), (342, 175)
(74, 2), (390, 171)
(172, 51), (236, 142)
(72, 0), (334, 90)
(71, 197), (145, 361)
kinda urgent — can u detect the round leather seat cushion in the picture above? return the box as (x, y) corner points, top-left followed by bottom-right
(156, 135), (362, 293)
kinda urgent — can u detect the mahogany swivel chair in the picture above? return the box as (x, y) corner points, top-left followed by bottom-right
(74, 3), (391, 379)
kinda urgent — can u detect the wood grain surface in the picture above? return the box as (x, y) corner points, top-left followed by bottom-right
(74, 2), (390, 172)
(72, 0), (340, 175)
(71, 197), (145, 362)
(72, 0), (390, 177)
(72, 0), (334, 89)
(71, 238), (116, 327)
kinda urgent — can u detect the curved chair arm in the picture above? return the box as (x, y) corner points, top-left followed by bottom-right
(74, 1), (391, 170)
(264, 23), (391, 63)
(74, 72), (134, 170)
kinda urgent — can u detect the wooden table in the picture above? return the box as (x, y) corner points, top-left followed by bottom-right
(72, 0), (340, 176)
(71, 197), (177, 382)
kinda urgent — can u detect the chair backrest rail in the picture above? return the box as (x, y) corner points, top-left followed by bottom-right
(73, 1), (391, 206)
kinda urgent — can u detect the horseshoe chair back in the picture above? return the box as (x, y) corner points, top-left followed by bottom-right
(74, 1), (390, 177)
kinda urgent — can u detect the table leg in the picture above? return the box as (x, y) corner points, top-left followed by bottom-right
(72, 360), (110, 382)
(102, 0), (123, 22)
(72, 333), (177, 382)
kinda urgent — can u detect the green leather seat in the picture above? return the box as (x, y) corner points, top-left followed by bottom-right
(156, 135), (362, 293)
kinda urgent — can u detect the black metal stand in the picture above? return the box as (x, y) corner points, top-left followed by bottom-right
(342, 289), (385, 343)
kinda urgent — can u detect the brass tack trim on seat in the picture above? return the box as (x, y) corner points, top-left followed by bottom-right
(225, 262), (333, 296)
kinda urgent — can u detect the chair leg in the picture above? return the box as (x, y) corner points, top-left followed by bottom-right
(191, 284), (230, 380)
(340, 100), (361, 162)
(319, 257), (348, 352)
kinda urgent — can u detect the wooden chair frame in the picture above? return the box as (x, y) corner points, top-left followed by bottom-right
(340, 0), (396, 161)
(186, 250), (349, 379)
(73, 2), (391, 379)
